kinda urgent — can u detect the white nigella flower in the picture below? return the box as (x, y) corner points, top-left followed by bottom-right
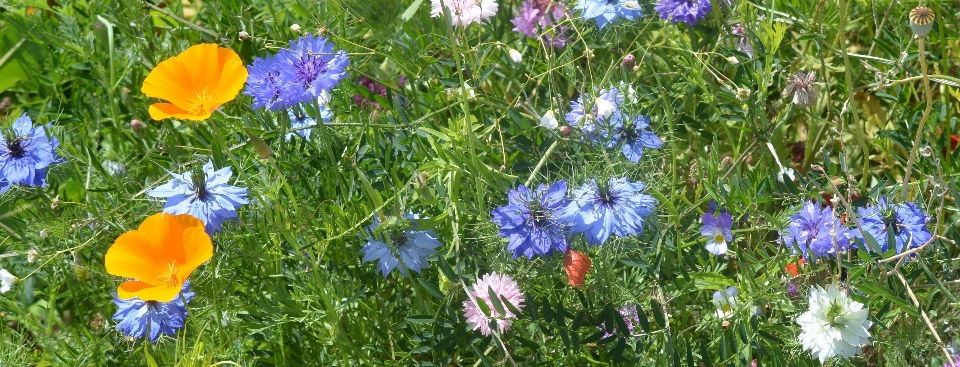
(712, 286), (739, 319)
(777, 167), (796, 183)
(797, 284), (872, 363)
(0, 269), (16, 293)
(594, 98), (616, 119)
(539, 111), (558, 130)
(508, 48), (522, 63)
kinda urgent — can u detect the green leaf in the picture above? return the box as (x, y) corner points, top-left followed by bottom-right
(0, 23), (42, 92)
(417, 278), (444, 299)
(400, 0), (424, 21)
(650, 300), (666, 328)
(144, 345), (160, 367)
(487, 286), (506, 316)
(406, 315), (434, 324)
(692, 272), (736, 291)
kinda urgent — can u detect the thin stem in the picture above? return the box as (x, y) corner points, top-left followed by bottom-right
(900, 36), (933, 202)
(524, 139), (561, 187)
(837, 0), (871, 192)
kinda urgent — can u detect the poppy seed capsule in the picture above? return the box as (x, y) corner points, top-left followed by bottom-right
(908, 7), (935, 37)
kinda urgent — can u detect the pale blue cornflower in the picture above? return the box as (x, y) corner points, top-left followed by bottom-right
(575, 0), (643, 29)
(560, 177), (657, 246)
(112, 282), (194, 343)
(0, 113), (59, 191)
(360, 214), (442, 277)
(491, 181), (571, 259)
(147, 160), (249, 234)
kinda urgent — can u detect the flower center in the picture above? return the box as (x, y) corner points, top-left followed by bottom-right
(189, 88), (217, 116)
(527, 200), (551, 226)
(826, 301), (845, 325)
(156, 261), (182, 288)
(595, 181), (616, 205)
(294, 55), (329, 87)
(5, 136), (26, 158)
(881, 208), (903, 235)
(190, 166), (209, 201)
(714, 234), (726, 244)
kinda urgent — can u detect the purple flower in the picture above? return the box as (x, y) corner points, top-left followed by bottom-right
(0, 113), (59, 191)
(147, 161), (249, 234)
(946, 355), (960, 367)
(560, 177), (657, 246)
(566, 88), (624, 142)
(491, 181), (570, 258)
(113, 282), (194, 343)
(654, 0), (713, 26)
(278, 34), (351, 104)
(615, 115), (663, 163)
(702, 210), (733, 255)
(360, 214), (441, 277)
(245, 54), (295, 111)
(462, 272), (525, 336)
(354, 75), (406, 109)
(857, 198), (932, 254)
(780, 201), (857, 259)
(512, 0), (570, 48)
(600, 303), (643, 339)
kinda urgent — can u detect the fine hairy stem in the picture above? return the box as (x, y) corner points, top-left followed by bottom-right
(837, 0), (871, 192)
(900, 36), (933, 202)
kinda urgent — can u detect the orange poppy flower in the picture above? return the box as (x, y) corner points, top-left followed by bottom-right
(105, 213), (213, 302)
(564, 249), (592, 288)
(141, 43), (248, 121)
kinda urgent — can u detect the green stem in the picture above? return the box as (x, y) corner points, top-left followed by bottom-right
(837, 0), (871, 192)
(900, 36), (933, 202)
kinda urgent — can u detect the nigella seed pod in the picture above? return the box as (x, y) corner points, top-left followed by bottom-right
(909, 6), (935, 36)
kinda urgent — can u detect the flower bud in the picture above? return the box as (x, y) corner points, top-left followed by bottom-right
(621, 54), (635, 69)
(290, 24), (302, 33)
(238, 31), (250, 41)
(508, 48), (522, 63)
(245, 131), (274, 160)
(130, 119), (145, 133)
(559, 125), (572, 137)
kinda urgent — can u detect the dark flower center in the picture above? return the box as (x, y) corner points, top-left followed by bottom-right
(527, 200), (551, 226)
(5, 136), (26, 158)
(619, 122), (639, 141)
(881, 208), (903, 235)
(595, 180), (617, 205)
(294, 55), (329, 86)
(190, 166), (210, 201)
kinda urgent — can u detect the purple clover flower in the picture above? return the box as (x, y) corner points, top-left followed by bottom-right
(654, 0), (713, 26)
(560, 177), (657, 246)
(600, 303), (643, 339)
(113, 282), (194, 343)
(857, 198), (932, 254)
(491, 181), (571, 258)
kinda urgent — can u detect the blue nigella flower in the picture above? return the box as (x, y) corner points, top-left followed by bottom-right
(113, 282), (194, 343)
(360, 214), (442, 277)
(279, 34), (350, 105)
(701, 210), (733, 255)
(654, 0), (713, 26)
(560, 177), (657, 246)
(613, 114), (663, 163)
(575, 0), (643, 29)
(780, 201), (857, 259)
(147, 160), (249, 234)
(245, 54), (296, 111)
(0, 113), (59, 190)
(857, 198), (932, 254)
(286, 104), (333, 141)
(566, 88), (624, 142)
(491, 181), (571, 259)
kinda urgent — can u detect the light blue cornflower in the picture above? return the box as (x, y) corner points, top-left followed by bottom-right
(286, 105), (333, 141)
(361, 214), (441, 277)
(147, 160), (249, 234)
(857, 198), (932, 254)
(575, 0), (643, 29)
(0, 113), (59, 190)
(112, 282), (194, 343)
(614, 114), (663, 163)
(491, 181), (571, 259)
(560, 177), (657, 246)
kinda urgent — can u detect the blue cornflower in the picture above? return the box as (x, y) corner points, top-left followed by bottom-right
(491, 181), (571, 259)
(702, 210), (732, 255)
(654, 0), (713, 25)
(286, 105), (333, 141)
(0, 113), (59, 189)
(613, 115), (663, 163)
(279, 34), (350, 105)
(360, 214), (442, 277)
(245, 54), (297, 111)
(147, 160), (249, 234)
(857, 198), (932, 254)
(566, 88), (624, 142)
(113, 282), (194, 343)
(575, 0), (643, 29)
(780, 201), (856, 259)
(560, 177), (657, 246)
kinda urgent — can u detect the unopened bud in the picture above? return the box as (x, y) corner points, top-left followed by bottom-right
(583, 49), (594, 59)
(130, 119), (145, 133)
(290, 24), (302, 33)
(559, 126), (572, 137)
(238, 31), (250, 41)
(621, 54), (635, 69)
(245, 131), (274, 160)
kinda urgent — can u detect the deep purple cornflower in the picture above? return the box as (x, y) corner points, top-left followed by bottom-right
(575, 0), (643, 29)
(146, 160), (249, 234)
(780, 201), (857, 259)
(654, 0), (713, 26)
(360, 214), (441, 277)
(560, 177), (657, 246)
(279, 34), (351, 105)
(491, 181), (570, 259)
(702, 209), (733, 256)
(354, 75), (406, 109)
(613, 114), (663, 163)
(857, 198), (932, 254)
(0, 113), (59, 191)
(112, 282), (194, 343)
(512, 0), (570, 48)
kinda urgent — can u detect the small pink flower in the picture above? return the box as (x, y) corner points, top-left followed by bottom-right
(462, 272), (525, 336)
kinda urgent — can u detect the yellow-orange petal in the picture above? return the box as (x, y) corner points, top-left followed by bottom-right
(149, 103), (212, 121)
(141, 54), (196, 107)
(213, 47), (248, 104)
(118, 280), (181, 302)
(105, 230), (169, 283)
(176, 225), (213, 282)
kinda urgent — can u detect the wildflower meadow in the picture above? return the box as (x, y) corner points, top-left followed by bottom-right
(1, 0), (960, 365)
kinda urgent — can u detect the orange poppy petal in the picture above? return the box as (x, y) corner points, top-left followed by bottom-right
(149, 103), (211, 121)
(140, 213), (206, 263)
(176, 225), (213, 282)
(118, 280), (181, 302)
(141, 54), (196, 107)
(213, 48), (248, 104)
(105, 230), (168, 282)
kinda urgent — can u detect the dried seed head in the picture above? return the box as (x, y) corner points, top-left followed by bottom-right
(736, 88), (751, 102)
(783, 71), (821, 108)
(909, 7), (935, 36)
(238, 31), (250, 41)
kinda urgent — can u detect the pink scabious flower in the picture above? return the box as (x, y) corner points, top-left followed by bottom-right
(431, 0), (499, 27)
(511, 0), (570, 48)
(462, 272), (525, 336)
